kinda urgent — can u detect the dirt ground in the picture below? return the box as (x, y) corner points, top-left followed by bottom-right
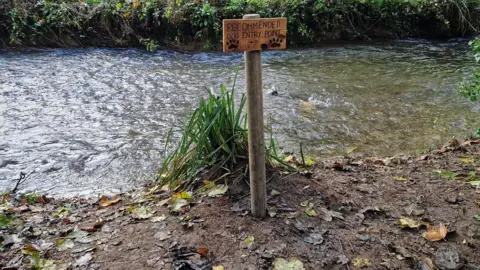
(1, 139), (480, 270)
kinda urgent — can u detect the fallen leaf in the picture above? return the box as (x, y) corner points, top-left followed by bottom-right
(74, 253), (93, 267)
(131, 206), (155, 219)
(99, 195), (122, 208)
(2, 234), (23, 246)
(212, 266), (224, 270)
(394, 176), (408, 181)
(460, 157), (475, 164)
(474, 215), (480, 221)
(346, 146), (358, 154)
(132, 1), (141, 8)
(66, 231), (89, 239)
(22, 244), (39, 255)
(172, 191), (192, 199)
(283, 155), (295, 163)
(469, 180), (480, 187)
(198, 247), (209, 257)
(150, 215), (167, 222)
(243, 235), (255, 248)
(423, 223), (448, 241)
(398, 217), (427, 229)
(207, 184), (228, 197)
(318, 207), (344, 221)
(80, 221), (104, 232)
(268, 207), (277, 218)
(305, 208), (319, 217)
(272, 257), (305, 270)
(198, 181), (216, 193)
(436, 170), (457, 180)
(353, 257), (372, 268)
(27, 214), (44, 224)
(304, 157), (315, 166)
(29, 206), (45, 213)
(271, 189), (281, 196)
(169, 198), (189, 212)
(13, 205), (29, 213)
(56, 239), (74, 251)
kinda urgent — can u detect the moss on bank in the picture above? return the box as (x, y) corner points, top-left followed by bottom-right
(0, 0), (479, 50)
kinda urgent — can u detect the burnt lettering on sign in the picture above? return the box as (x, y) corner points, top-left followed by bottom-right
(222, 18), (287, 52)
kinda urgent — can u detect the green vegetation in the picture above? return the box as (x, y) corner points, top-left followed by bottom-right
(1, 0), (479, 49)
(159, 74), (285, 189)
(460, 39), (480, 101)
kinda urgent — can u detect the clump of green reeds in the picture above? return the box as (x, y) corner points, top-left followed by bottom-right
(159, 74), (285, 190)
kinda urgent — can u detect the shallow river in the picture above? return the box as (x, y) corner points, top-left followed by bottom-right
(1, 40), (479, 197)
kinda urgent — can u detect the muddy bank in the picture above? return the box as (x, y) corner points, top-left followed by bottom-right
(1, 139), (480, 269)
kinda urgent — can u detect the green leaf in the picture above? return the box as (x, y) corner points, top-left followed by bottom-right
(304, 157), (315, 167)
(436, 170), (457, 180)
(305, 208), (318, 217)
(243, 235), (254, 248)
(474, 215), (480, 221)
(172, 191), (192, 199)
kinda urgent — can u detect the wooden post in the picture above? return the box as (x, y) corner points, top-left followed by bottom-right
(223, 14), (286, 217)
(244, 14), (267, 218)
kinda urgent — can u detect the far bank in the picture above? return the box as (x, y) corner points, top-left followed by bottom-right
(0, 0), (479, 50)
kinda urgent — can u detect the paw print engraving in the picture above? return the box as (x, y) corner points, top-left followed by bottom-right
(226, 39), (239, 50)
(269, 37), (283, 48)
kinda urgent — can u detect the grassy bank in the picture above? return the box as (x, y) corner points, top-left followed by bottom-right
(1, 0), (480, 50)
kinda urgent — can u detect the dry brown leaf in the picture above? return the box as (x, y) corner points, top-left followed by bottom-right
(198, 247), (209, 257)
(99, 195), (122, 208)
(423, 223), (448, 241)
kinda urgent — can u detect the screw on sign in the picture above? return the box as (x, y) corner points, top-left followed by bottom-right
(222, 14), (287, 218)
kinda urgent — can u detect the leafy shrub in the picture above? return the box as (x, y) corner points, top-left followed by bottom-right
(1, 0), (480, 48)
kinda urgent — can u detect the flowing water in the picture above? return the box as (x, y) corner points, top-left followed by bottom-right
(1, 40), (479, 197)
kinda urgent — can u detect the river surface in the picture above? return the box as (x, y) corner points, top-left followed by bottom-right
(1, 40), (479, 197)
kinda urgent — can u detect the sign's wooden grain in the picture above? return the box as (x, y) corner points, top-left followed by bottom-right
(223, 17), (287, 52)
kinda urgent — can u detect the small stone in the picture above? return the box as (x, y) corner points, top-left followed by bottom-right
(261, 253), (273, 259)
(445, 195), (458, 204)
(434, 246), (464, 270)
(112, 240), (122, 246)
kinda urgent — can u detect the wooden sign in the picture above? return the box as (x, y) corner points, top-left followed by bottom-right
(223, 17), (287, 52)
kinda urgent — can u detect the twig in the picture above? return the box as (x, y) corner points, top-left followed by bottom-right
(11, 172), (26, 193)
(11, 168), (37, 193)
